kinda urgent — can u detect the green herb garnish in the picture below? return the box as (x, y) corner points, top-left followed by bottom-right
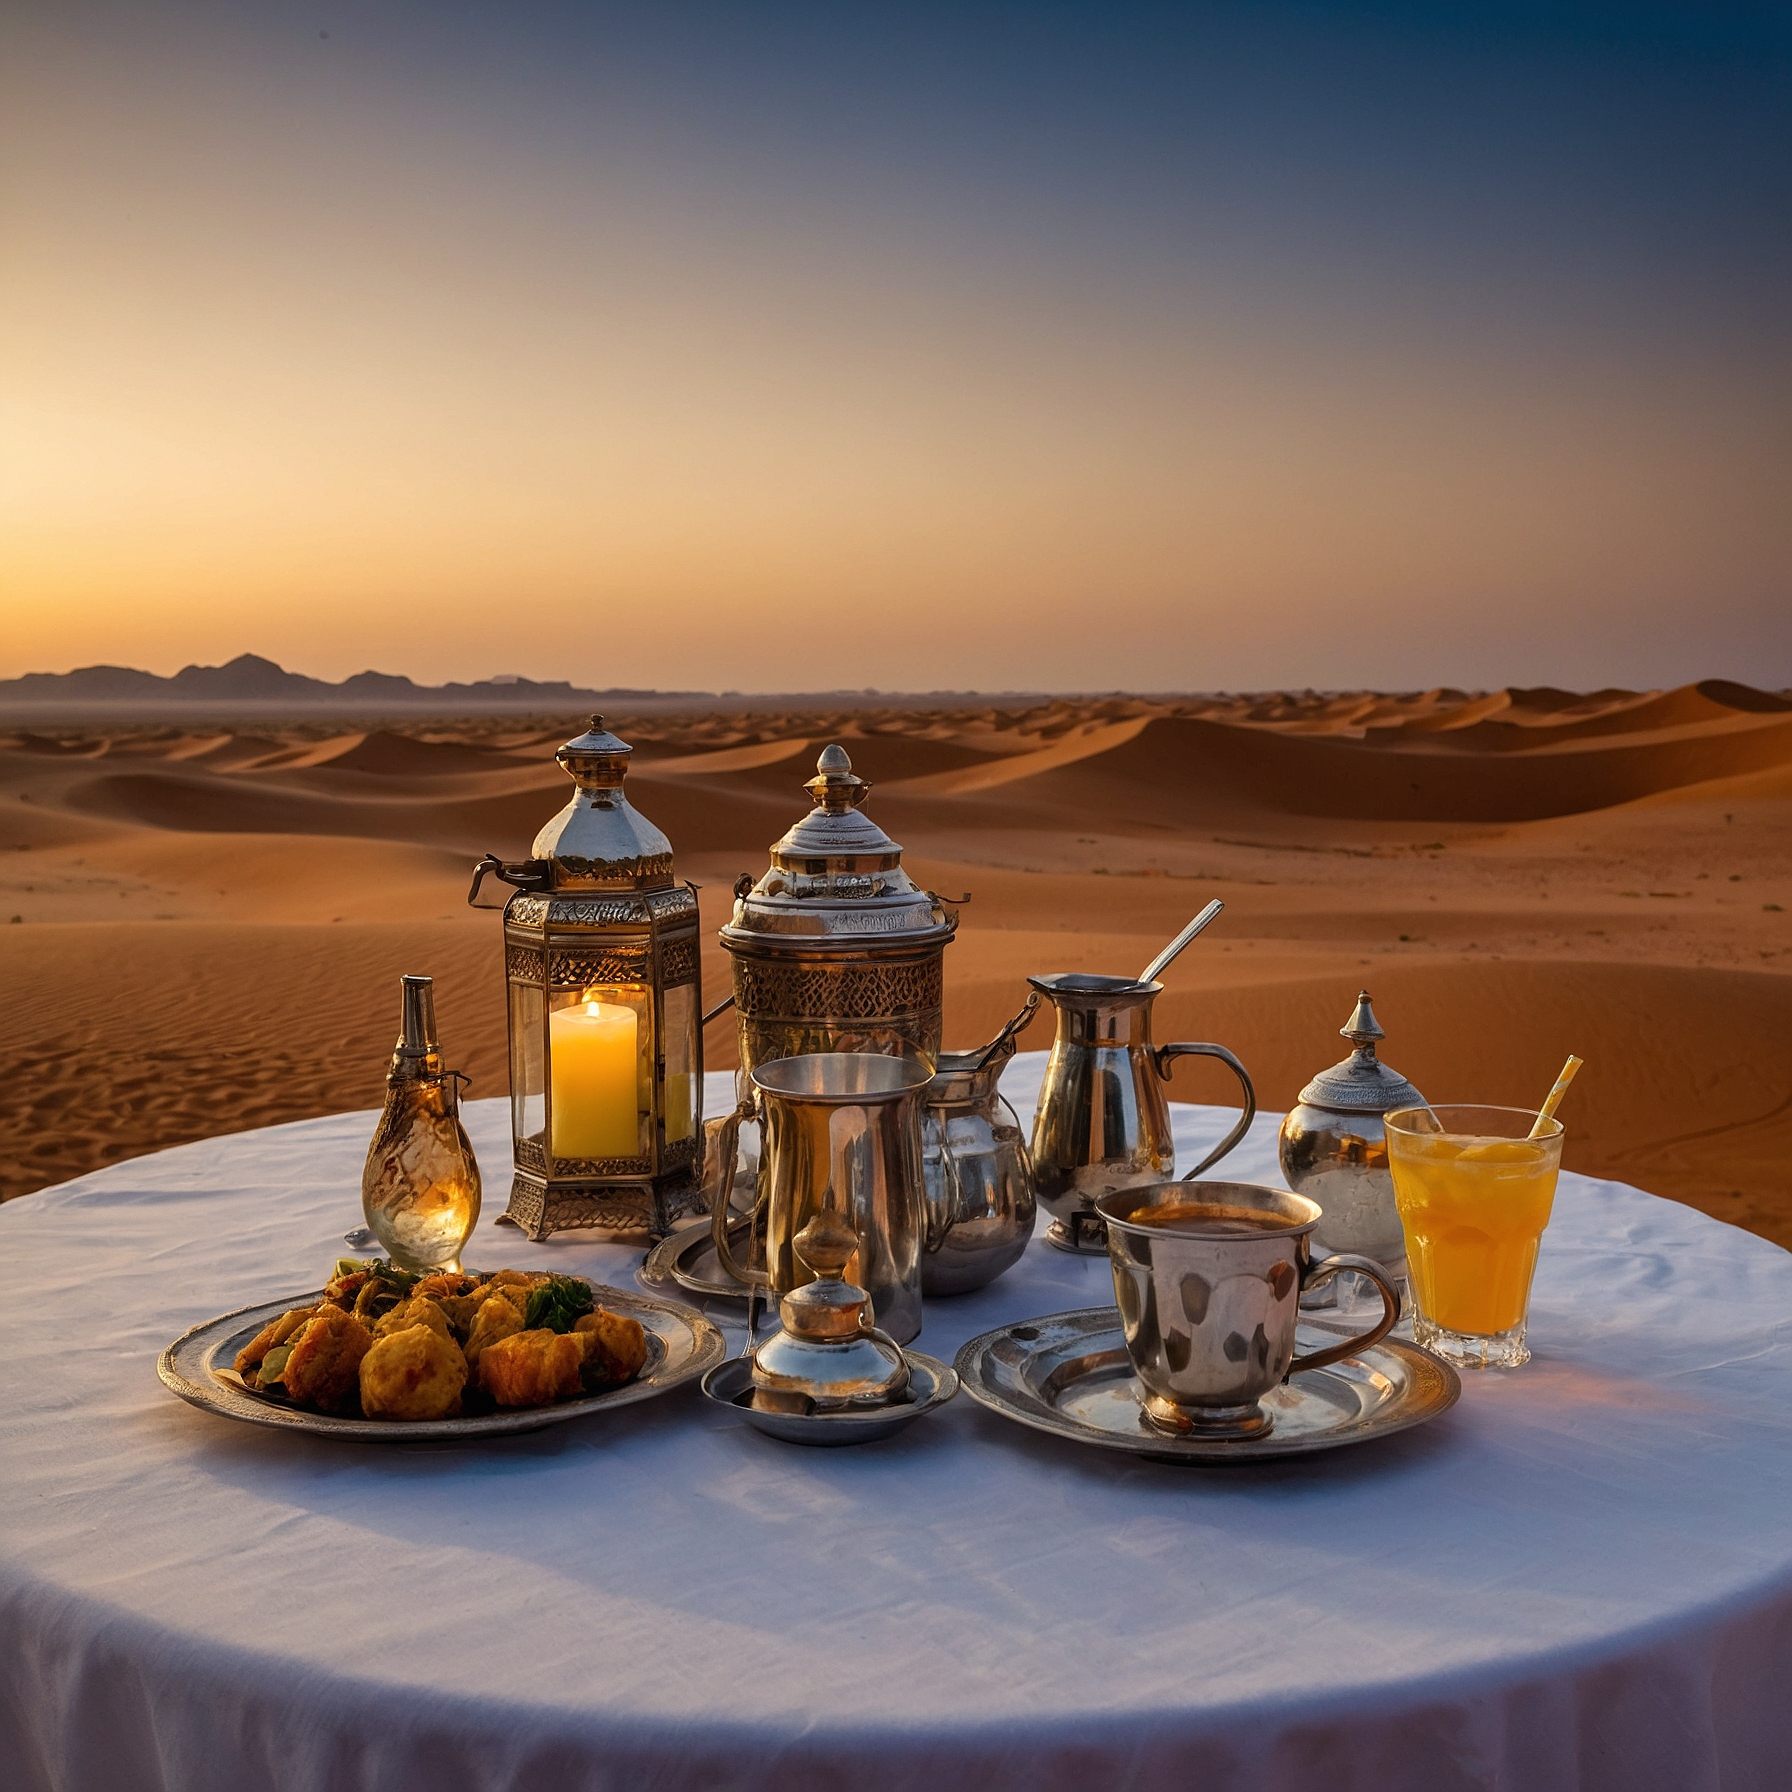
(525, 1275), (595, 1334)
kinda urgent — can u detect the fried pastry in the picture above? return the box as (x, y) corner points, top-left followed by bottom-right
(372, 1294), (453, 1343)
(573, 1309), (649, 1389)
(462, 1291), (525, 1368)
(283, 1306), (374, 1413)
(360, 1323), (467, 1421)
(477, 1328), (585, 1408)
(235, 1306), (317, 1378)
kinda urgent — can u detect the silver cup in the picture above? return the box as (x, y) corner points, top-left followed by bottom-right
(1096, 1181), (1401, 1439)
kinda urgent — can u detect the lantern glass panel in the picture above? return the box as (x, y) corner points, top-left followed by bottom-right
(508, 979), (546, 1145)
(548, 984), (652, 1160)
(662, 980), (698, 1144)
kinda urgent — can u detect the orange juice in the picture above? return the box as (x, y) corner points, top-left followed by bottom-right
(1386, 1133), (1560, 1334)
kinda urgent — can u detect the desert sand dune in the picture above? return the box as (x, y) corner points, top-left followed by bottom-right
(3, 685), (1788, 1253)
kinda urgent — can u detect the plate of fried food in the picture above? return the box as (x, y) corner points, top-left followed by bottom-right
(158, 1257), (727, 1441)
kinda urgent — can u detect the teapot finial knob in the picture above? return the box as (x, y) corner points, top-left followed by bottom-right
(804, 743), (872, 814)
(1341, 989), (1384, 1053)
(794, 1210), (859, 1279)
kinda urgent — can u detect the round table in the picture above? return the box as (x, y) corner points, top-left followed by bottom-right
(4, 1053), (1791, 1792)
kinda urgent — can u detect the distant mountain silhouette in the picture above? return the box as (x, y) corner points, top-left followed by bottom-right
(0, 654), (701, 714)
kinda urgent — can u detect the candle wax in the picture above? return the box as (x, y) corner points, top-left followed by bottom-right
(549, 1001), (640, 1159)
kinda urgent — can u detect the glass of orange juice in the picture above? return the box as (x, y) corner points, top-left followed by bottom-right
(1383, 1105), (1565, 1368)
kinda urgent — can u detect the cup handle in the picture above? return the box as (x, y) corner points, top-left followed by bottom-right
(1154, 1042), (1257, 1178)
(710, 1098), (769, 1289)
(1288, 1253), (1402, 1376)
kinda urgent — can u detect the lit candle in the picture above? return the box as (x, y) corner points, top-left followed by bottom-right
(549, 1001), (639, 1159)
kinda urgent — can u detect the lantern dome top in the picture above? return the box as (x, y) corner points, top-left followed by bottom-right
(531, 717), (674, 889)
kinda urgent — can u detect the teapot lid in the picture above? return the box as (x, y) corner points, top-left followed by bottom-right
(1295, 991), (1425, 1114)
(720, 744), (956, 947)
(529, 716), (675, 890)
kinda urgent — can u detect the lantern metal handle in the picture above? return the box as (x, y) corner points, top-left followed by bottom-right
(467, 852), (551, 908)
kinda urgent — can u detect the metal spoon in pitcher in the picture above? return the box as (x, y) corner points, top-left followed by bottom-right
(1139, 899), (1225, 985)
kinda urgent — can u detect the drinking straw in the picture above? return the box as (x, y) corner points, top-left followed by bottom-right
(1529, 1054), (1584, 1137)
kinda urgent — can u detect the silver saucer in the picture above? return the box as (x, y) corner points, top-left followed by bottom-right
(159, 1282), (725, 1443)
(700, 1351), (958, 1447)
(954, 1306), (1458, 1463)
(639, 1217), (753, 1304)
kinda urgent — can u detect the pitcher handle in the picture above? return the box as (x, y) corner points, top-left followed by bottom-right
(1154, 1042), (1257, 1179)
(922, 1110), (964, 1256)
(709, 1098), (769, 1289)
(1288, 1253), (1401, 1375)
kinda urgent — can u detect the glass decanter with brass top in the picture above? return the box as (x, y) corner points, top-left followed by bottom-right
(361, 975), (482, 1271)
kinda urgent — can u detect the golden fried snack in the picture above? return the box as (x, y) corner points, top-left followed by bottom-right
(283, 1306), (374, 1413)
(415, 1272), (479, 1299)
(235, 1307), (318, 1378)
(573, 1309), (649, 1389)
(477, 1328), (584, 1408)
(372, 1295), (453, 1343)
(463, 1291), (525, 1368)
(432, 1293), (482, 1339)
(359, 1323), (467, 1421)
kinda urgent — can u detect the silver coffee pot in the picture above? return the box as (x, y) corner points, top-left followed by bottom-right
(1277, 991), (1425, 1292)
(1027, 973), (1256, 1254)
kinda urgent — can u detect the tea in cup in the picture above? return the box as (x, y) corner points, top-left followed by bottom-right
(1096, 1182), (1401, 1438)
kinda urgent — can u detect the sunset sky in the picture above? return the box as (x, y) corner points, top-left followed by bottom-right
(3, 3), (1788, 693)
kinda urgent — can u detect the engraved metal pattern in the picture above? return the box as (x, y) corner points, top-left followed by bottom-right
(646, 886), (700, 919)
(512, 1136), (546, 1174)
(507, 896), (550, 927)
(505, 945), (545, 982)
(733, 954), (941, 1022)
(548, 896), (650, 926)
(549, 948), (652, 989)
(551, 1153), (654, 1177)
(503, 1175), (546, 1238)
(660, 936), (699, 984)
(505, 1173), (706, 1241)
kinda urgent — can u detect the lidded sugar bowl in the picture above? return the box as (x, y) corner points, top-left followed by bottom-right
(750, 1213), (911, 1414)
(718, 744), (957, 1077)
(1277, 991), (1424, 1284)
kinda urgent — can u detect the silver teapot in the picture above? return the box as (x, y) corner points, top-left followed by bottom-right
(921, 994), (1039, 1296)
(1277, 991), (1424, 1295)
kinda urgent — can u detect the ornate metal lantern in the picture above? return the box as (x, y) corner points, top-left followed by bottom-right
(469, 717), (703, 1241)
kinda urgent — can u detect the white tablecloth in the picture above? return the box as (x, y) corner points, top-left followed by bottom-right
(3, 1052), (1791, 1792)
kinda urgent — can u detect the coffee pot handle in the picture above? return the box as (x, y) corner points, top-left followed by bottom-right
(709, 1098), (769, 1289)
(1288, 1254), (1402, 1375)
(1153, 1042), (1258, 1178)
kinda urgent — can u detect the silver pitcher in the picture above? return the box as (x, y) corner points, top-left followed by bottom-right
(1028, 972), (1256, 1254)
(709, 1052), (930, 1344)
(921, 995), (1039, 1296)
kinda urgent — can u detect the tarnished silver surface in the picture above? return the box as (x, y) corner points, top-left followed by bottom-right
(638, 1218), (752, 1303)
(954, 1306), (1458, 1463)
(702, 1351), (957, 1447)
(1027, 972), (1256, 1254)
(1097, 1181), (1401, 1438)
(158, 1281), (725, 1443)
(921, 997), (1039, 1296)
(1278, 991), (1426, 1281)
(708, 1052), (931, 1344)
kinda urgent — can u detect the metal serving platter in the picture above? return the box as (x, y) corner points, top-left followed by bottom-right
(638, 1217), (754, 1304)
(159, 1280), (726, 1443)
(700, 1351), (958, 1447)
(955, 1307), (1459, 1464)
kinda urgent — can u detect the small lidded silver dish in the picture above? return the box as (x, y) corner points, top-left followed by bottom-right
(750, 1212), (911, 1415)
(1277, 991), (1424, 1297)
